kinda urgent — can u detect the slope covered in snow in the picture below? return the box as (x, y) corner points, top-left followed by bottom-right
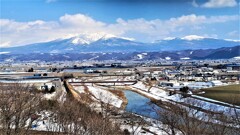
(70, 33), (117, 45)
(87, 86), (123, 108)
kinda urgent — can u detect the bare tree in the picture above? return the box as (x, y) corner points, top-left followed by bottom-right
(0, 83), (42, 135)
(45, 98), (123, 135)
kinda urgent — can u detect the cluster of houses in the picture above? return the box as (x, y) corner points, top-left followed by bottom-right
(134, 63), (239, 91)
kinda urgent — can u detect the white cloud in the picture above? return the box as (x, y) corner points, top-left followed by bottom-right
(109, 14), (238, 41)
(0, 14), (239, 47)
(59, 14), (105, 28)
(201, 0), (237, 8)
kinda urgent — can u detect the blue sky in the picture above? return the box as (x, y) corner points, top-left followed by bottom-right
(0, 0), (239, 47)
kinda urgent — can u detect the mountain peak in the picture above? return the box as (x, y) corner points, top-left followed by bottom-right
(160, 35), (206, 42)
(181, 35), (205, 40)
(70, 33), (117, 45)
(70, 33), (135, 45)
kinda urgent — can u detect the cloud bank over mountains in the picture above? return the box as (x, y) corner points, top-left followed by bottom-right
(0, 13), (239, 47)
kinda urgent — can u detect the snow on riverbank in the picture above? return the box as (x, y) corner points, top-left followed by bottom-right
(87, 86), (123, 108)
(132, 82), (174, 101)
(133, 81), (150, 91)
(131, 82), (240, 114)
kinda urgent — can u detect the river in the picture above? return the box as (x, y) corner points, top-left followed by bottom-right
(123, 90), (161, 119)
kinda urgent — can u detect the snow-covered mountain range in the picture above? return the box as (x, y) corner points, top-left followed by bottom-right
(1, 34), (239, 54)
(1, 45), (239, 62)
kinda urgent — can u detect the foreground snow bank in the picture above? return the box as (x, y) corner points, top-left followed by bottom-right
(87, 86), (123, 108)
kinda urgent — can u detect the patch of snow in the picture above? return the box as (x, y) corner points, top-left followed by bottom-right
(71, 33), (111, 45)
(137, 54), (144, 59)
(233, 56), (240, 59)
(181, 35), (205, 40)
(73, 86), (86, 93)
(100, 34), (117, 40)
(44, 92), (57, 100)
(72, 37), (92, 45)
(137, 53), (148, 59)
(0, 51), (10, 54)
(121, 37), (135, 41)
(89, 56), (99, 60)
(87, 86), (123, 108)
(180, 57), (190, 60)
(224, 39), (240, 42)
(165, 57), (171, 60)
(133, 82), (150, 91)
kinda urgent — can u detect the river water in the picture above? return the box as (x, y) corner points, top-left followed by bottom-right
(123, 90), (161, 119)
